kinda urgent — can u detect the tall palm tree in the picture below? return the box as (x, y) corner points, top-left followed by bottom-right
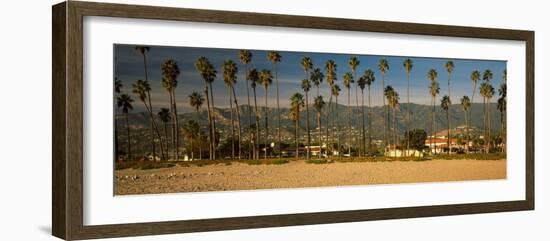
(480, 81), (495, 153)
(313, 96), (326, 158)
(239, 50), (253, 159)
(259, 69), (273, 159)
(324, 60), (337, 154)
(343, 72), (354, 156)
(378, 58), (390, 149)
(290, 93), (305, 158)
(161, 59), (181, 160)
(134, 46), (156, 159)
(194, 57), (217, 160)
(132, 79), (166, 160)
(460, 96), (471, 153)
(482, 69), (494, 153)
(348, 57), (360, 155)
(311, 68), (324, 97)
(248, 69), (261, 160)
(157, 108), (171, 148)
(498, 69), (507, 153)
(117, 94), (133, 161)
(357, 73), (367, 156)
(223, 60), (242, 159)
(445, 61), (455, 151)
(268, 51), (282, 157)
(114, 77), (122, 160)
(301, 78), (312, 159)
(188, 92), (204, 160)
(363, 69), (375, 154)
(403, 58), (413, 156)
(440, 95), (451, 154)
(428, 69), (440, 154)
(301, 57), (313, 159)
(331, 84), (341, 156)
(182, 120), (200, 161)
(385, 86), (400, 157)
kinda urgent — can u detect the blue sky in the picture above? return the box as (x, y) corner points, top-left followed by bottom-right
(114, 44), (506, 113)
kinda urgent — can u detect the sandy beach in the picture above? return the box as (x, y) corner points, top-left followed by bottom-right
(114, 159), (506, 195)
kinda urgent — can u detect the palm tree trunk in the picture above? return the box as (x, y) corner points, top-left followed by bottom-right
(406, 73), (410, 156)
(125, 113), (131, 161)
(354, 70), (360, 156)
(195, 109), (202, 160)
(336, 96), (340, 157)
(448, 73), (452, 154)
(168, 92), (174, 159)
(209, 82), (217, 160)
(326, 94), (333, 156)
(393, 108), (397, 157)
(275, 64), (281, 158)
(172, 89), (180, 161)
(381, 73), (387, 151)
(253, 87), (260, 160)
(305, 91), (311, 159)
(203, 86), (213, 160)
(231, 86), (242, 159)
(264, 87), (269, 159)
(431, 97), (435, 155)
(244, 64), (252, 160)
(465, 110), (469, 154)
(347, 87), (351, 156)
(488, 99), (492, 153)
(483, 97), (487, 153)
(228, 88), (235, 159)
(142, 98), (166, 161)
(361, 89), (366, 157)
(500, 110), (505, 153)
(317, 111), (322, 158)
(296, 110), (300, 159)
(368, 86), (372, 155)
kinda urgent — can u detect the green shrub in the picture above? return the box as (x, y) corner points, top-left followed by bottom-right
(306, 159), (333, 164)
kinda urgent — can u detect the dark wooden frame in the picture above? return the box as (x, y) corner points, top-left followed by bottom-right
(52, 1), (535, 240)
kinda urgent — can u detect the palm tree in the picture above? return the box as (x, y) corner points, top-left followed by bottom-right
(268, 51), (282, 157)
(311, 68), (324, 97)
(188, 92), (204, 160)
(182, 120), (200, 161)
(357, 73), (367, 156)
(301, 57), (313, 159)
(114, 77), (122, 160)
(161, 59), (181, 160)
(403, 58), (413, 156)
(482, 69), (494, 153)
(290, 93), (305, 158)
(134, 46), (156, 159)
(259, 69), (273, 159)
(194, 57), (217, 160)
(301, 78), (312, 159)
(441, 95), (451, 154)
(223, 60), (242, 159)
(248, 69), (261, 160)
(498, 69), (507, 153)
(343, 72), (354, 156)
(117, 94), (133, 161)
(460, 96), (471, 153)
(331, 84), (341, 156)
(480, 80), (495, 153)
(363, 69), (375, 154)
(348, 57), (360, 155)
(239, 50), (253, 159)
(385, 86), (400, 157)
(157, 108), (171, 147)
(324, 60), (337, 154)
(470, 70), (481, 109)
(378, 58), (390, 149)
(132, 79), (166, 160)
(428, 69), (440, 154)
(445, 61), (455, 151)
(313, 96), (326, 158)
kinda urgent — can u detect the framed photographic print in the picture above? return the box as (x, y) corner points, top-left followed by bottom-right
(52, 1), (534, 240)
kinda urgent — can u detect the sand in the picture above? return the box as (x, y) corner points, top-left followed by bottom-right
(114, 159), (506, 195)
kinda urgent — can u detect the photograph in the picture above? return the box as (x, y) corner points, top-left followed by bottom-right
(113, 44), (507, 195)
